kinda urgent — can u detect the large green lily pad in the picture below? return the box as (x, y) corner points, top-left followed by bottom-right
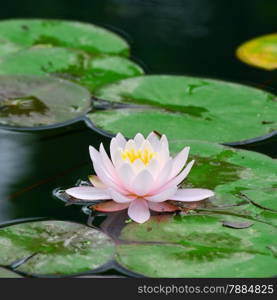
(0, 220), (115, 276)
(236, 33), (277, 70)
(0, 19), (129, 57)
(116, 214), (277, 277)
(0, 47), (144, 92)
(0, 75), (91, 127)
(241, 189), (277, 212)
(0, 267), (22, 278)
(88, 75), (277, 144)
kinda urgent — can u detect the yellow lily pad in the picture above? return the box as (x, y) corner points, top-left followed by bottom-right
(236, 33), (277, 70)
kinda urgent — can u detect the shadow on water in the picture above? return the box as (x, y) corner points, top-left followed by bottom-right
(0, 120), (110, 222)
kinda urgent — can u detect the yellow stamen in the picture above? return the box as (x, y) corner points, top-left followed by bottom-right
(121, 148), (157, 165)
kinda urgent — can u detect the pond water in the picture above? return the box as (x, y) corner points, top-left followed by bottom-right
(0, 0), (276, 277)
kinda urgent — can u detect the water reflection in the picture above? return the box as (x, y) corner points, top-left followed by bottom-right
(0, 131), (32, 219)
(0, 122), (110, 222)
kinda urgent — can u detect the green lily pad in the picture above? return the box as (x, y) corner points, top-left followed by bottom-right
(236, 33), (277, 70)
(88, 75), (277, 144)
(0, 19), (129, 56)
(0, 39), (22, 57)
(116, 214), (277, 277)
(0, 75), (91, 127)
(0, 47), (144, 92)
(241, 189), (277, 212)
(169, 140), (277, 209)
(0, 220), (115, 276)
(0, 267), (22, 278)
(198, 204), (277, 228)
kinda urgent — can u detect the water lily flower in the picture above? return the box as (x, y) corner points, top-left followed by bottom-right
(66, 132), (214, 223)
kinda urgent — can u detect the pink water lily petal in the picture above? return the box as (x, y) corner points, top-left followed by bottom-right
(146, 158), (159, 178)
(66, 186), (111, 200)
(147, 132), (161, 151)
(93, 157), (128, 194)
(131, 159), (145, 174)
(88, 175), (106, 188)
(150, 158), (173, 193)
(160, 134), (169, 150)
(128, 198), (150, 223)
(125, 139), (137, 151)
(146, 186), (177, 202)
(93, 201), (129, 212)
(112, 149), (124, 169)
(170, 147), (190, 178)
(141, 139), (154, 153)
(89, 145), (127, 194)
(89, 146), (112, 178)
(115, 133), (127, 147)
(110, 139), (119, 164)
(159, 135), (170, 161)
(99, 143), (117, 177)
(170, 188), (215, 201)
(110, 133), (126, 164)
(162, 160), (195, 192)
(89, 149), (117, 184)
(172, 160), (195, 186)
(134, 133), (145, 147)
(109, 188), (133, 203)
(131, 169), (154, 196)
(148, 202), (180, 212)
(118, 163), (135, 190)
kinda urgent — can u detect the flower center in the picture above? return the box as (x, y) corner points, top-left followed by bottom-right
(121, 148), (157, 165)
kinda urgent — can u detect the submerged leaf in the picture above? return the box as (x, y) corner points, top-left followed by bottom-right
(0, 220), (115, 276)
(0, 75), (91, 127)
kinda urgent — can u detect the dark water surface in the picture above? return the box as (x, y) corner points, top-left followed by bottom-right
(0, 0), (276, 223)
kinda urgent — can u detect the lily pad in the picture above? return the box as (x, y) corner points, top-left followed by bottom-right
(0, 267), (22, 278)
(170, 140), (277, 209)
(0, 220), (115, 276)
(0, 75), (91, 127)
(236, 33), (277, 70)
(116, 214), (277, 277)
(0, 19), (129, 56)
(0, 47), (144, 91)
(88, 75), (277, 144)
(57, 139), (277, 228)
(0, 39), (22, 57)
(241, 188), (277, 212)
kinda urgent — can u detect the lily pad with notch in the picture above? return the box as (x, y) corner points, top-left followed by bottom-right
(55, 139), (277, 227)
(88, 75), (277, 145)
(240, 188), (277, 212)
(116, 214), (277, 277)
(0, 220), (115, 276)
(0, 19), (129, 57)
(0, 74), (91, 128)
(170, 140), (277, 209)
